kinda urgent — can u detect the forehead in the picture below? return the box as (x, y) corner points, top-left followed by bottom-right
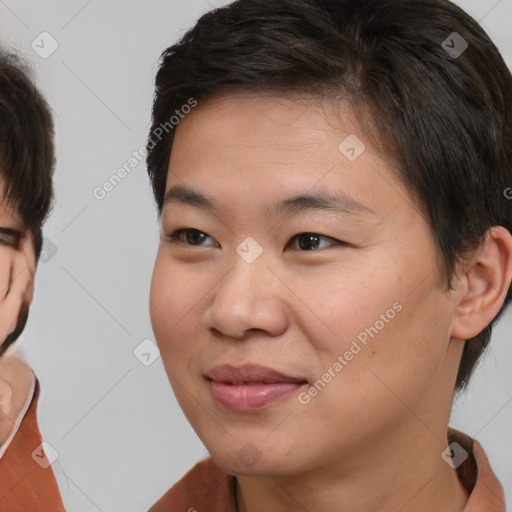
(166, 93), (419, 222)
(176, 92), (357, 147)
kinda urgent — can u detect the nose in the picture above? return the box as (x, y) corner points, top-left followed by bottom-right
(203, 251), (289, 340)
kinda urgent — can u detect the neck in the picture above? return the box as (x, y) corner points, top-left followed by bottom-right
(235, 425), (469, 512)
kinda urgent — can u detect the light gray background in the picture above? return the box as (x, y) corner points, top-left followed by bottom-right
(0, 1), (510, 511)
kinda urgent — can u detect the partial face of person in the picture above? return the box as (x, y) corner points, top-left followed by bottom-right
(150, 94), (461, 476)
(0, 195), (34, 444)
(0, 196), (31, 342)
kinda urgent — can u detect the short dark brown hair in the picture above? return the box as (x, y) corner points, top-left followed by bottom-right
(146, 0), (512, 393)
(0, 50), (54, 259)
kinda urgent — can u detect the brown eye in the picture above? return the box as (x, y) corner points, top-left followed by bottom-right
(183, 230), (209, 245)
(288, 232), (340, 251)
(165, 228), (218, 247)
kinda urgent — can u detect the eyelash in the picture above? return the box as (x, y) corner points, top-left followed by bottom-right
(163, 228), (344, 251)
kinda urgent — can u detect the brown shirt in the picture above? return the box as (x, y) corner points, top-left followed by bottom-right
(0, 379), (65, 512)
(149, 428), (505, 512)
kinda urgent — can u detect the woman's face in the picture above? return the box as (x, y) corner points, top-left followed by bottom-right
(150, 94), (462, 476)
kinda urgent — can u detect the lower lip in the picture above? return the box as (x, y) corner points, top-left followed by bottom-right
(209, 380), (306, 411)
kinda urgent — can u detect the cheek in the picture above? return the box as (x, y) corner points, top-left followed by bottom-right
(287, 262), (402, 355)
(149, 253), (192, 352)
(149, 251), (209, 377)
(149, 253), (170, 340)
(297, 259), (450, 391)
(323, 281), (452, 410)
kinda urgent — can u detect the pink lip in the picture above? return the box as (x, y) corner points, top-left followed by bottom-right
(205, 364), (308, 411)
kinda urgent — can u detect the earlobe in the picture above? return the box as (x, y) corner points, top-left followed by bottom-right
(451, 226), (512, 340)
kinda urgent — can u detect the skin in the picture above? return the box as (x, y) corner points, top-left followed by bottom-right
(0, 197), (36, 446)
(0, 356), (33, 446)
(150, 94), (512, 512)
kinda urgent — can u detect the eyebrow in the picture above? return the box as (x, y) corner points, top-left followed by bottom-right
(163, 185), (373, 218)
(0, 227), (22, 248)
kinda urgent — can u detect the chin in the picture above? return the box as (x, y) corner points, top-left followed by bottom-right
(210, 451), (273, 477)
(206, 436), (301, 478)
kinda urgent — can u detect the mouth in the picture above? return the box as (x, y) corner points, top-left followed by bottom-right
(205, 364), (309, 411)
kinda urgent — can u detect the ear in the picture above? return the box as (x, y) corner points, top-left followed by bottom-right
(0, 232), (36, 355)
(450, 226), (512, 340)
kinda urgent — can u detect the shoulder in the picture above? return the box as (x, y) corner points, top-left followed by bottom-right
(149, 457), (237, 512)
(0, 372), (65, 511)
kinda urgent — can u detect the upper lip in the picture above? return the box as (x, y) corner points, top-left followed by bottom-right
(205, 364), (308, 385)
